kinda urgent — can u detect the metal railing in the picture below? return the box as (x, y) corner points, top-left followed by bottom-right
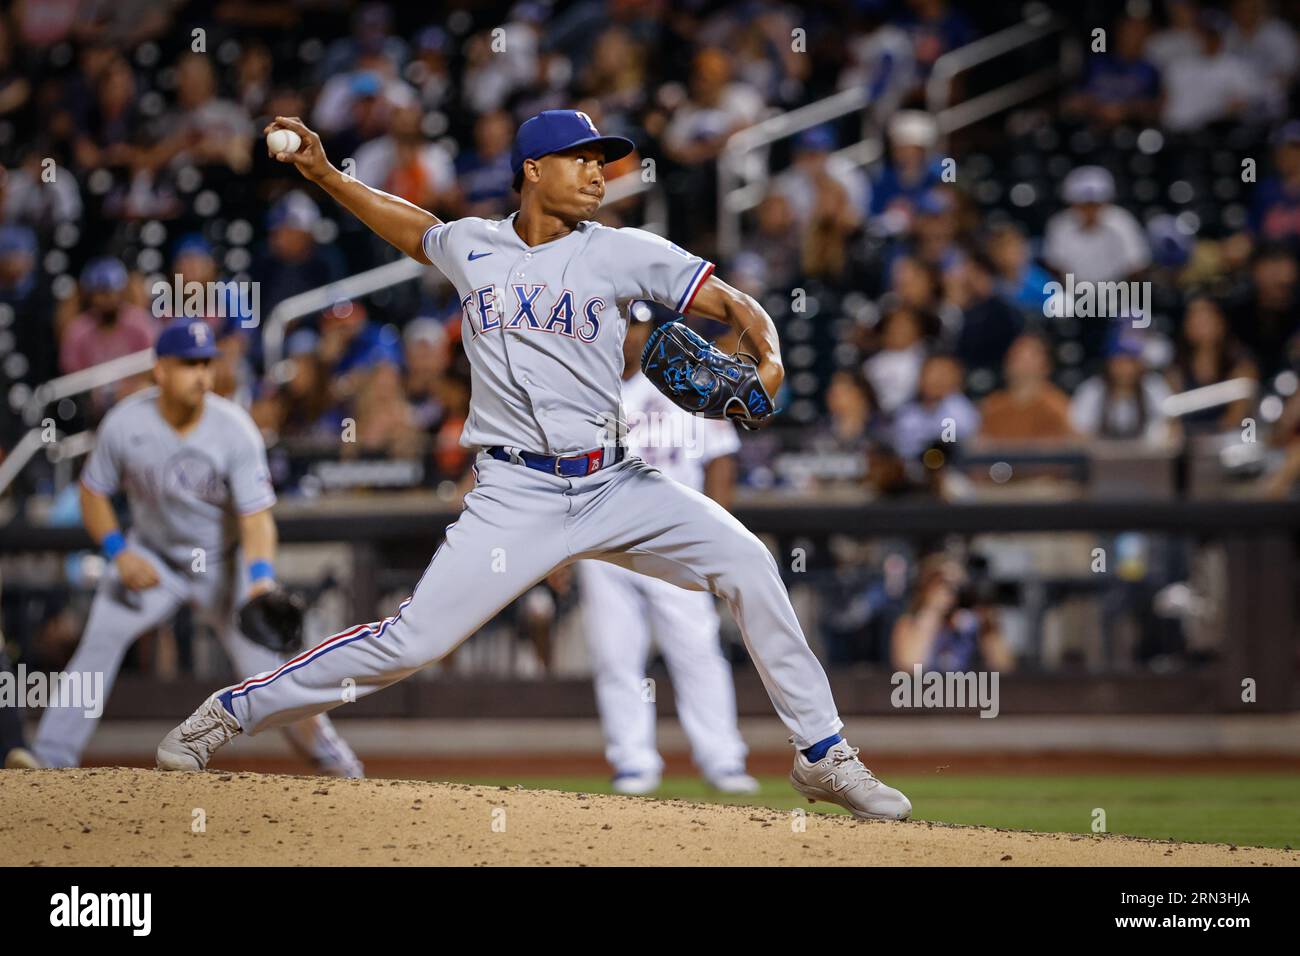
(717, 12), (1073, 261)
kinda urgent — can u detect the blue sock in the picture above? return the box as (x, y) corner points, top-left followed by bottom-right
(217, 689), (235, 717)
(802, 734), (842, 763)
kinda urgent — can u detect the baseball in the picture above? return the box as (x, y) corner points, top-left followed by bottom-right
(266, 128), (302, 155)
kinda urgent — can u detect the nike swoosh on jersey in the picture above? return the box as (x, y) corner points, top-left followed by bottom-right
(468, 251), (492, 261)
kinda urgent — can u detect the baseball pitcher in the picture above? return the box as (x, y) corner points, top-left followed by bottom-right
(34, 319), (363, 777)
(158, 110), (910, 820)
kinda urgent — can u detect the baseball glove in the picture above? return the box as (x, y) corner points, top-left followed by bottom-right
(640, 321), (775, 430)
(237, 590), (306, 654)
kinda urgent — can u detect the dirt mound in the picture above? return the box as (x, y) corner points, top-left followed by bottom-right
(1, 768), (1295, 866)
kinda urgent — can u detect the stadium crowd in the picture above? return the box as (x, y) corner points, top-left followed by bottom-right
(0, 0), (1296, 500)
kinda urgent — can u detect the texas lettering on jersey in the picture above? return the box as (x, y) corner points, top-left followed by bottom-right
(461, 283), (606, 343)
(421, 214), (715, 453)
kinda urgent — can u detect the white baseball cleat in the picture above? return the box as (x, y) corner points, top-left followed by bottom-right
(3, 747), (43, 770)
(318, 755), (366, 779)
(789, 739), (912, 821)
(156, 693), (242, 771)
(611, 771), (661, 795)
(707, 770), (761, 795)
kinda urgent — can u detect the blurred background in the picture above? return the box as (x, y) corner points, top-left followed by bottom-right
(0, 0), (1297, 819)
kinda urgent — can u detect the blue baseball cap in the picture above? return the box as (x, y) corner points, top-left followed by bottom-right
(155, 319), (219, 359)
(510, 110), (634, 189)
(80, 256), (129, 293)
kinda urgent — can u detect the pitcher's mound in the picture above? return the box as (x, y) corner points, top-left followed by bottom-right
(1, 768), (1294, 866)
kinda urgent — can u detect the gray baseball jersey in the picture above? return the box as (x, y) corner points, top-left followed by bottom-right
(40, 387), (361, 775)
(422, 213), (715, 454)
(80, 387), (276, 567)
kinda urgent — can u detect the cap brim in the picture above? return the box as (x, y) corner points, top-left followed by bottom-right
(159, 347), (218, 360)
(514, 135), (636, 191)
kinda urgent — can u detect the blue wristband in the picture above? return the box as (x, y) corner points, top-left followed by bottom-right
(248, 560), (275, 584)
(102, 531), (126, 561)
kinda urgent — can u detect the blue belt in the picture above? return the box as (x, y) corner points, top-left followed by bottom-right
(486, 444), (625, 478)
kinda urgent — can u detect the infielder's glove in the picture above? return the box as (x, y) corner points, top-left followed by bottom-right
(237, 590), (306, 654)
(640, 321), (775, 430)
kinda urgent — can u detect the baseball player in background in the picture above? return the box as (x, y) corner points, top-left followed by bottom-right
(578, 312), (757, 796)
(34, 319), (364, 777)
(158, 110), (911, 821)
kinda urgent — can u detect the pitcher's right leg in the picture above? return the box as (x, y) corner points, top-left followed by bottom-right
(158, 458), (573, 769)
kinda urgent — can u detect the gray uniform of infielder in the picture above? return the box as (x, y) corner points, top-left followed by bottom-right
(212, 215), (844, 751)
(33, 387), (363, 776)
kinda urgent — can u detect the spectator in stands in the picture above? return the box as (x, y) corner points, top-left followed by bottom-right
(987, 222), (1053, 315)
(354, 103), (456, 213)
(1145, 0), (1203, 72)
(1160, 10), (1261, 132)
(775, 125), (867, 232)
(775, 126), (864, 279)
(662, 47), (764, 166)
(838, 7), (917, 122)
(1224, 0), (1298, 119)
(892, 353), (980, 457)
(319, 2), (408, 81)
(817, 369), (889, 458)
(71, 54), (138, 173)
(0, 147), (82, 231)
(950, 250), (1023, 387)
(1226, 243), (1299, 376)
(407, 26), (454, 114)
(899, 187), (962, 279)
(250, 191), (346, 317)
(900, 0), (978, 80)
(0, 224), (55, 383)
(432, 361), (473, 480)
(1249, 122), (1300, 245)
(316, 300), (403, 402)
(349, 361), (422, 459)
(1167, 294), (1258, 434)
(1044, 166), (1150, 284)
(744, 191), (802, 291)
(151, 52), (254, 175)
(0, 16), (31, 121)
(456, 110), (516, 218)
(403, 317), (450, 436)
(864, 305), (931, 413)
(251, 328), (341, 443)
(579, 26), (650, 117)
(235, 42), (274, 118)
(890, 553), (1013, 672)
(59, 257), (156, 413)
(978, 333), (1075, 443)
(869, 109), (944, 236)
(887, 254), (943, 314)
(1069, 330), (1174, 443)
(1064, 15), (1160, 127)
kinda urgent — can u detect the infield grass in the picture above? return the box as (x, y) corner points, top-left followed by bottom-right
(440, 773), (1300, 849)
